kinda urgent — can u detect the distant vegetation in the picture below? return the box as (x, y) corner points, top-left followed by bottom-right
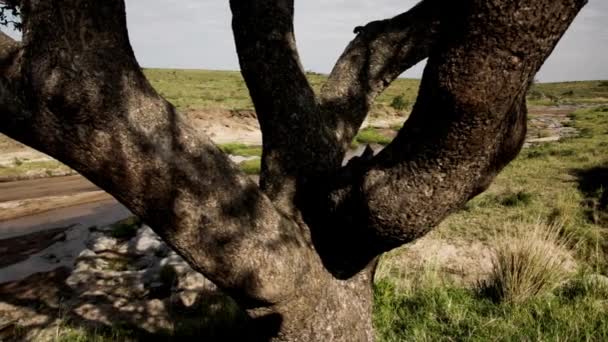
(143, 69), (421, 116)
(144, 69), (608, 114)
(527, 81), (608, 106)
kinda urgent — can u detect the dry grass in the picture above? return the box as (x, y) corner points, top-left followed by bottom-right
(479, 221), (574, 303)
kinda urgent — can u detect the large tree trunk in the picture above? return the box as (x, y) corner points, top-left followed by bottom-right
(0, 0), (586, 340)
(247, 266), (377, 341)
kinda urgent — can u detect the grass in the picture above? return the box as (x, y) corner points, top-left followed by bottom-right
(238, 159), (261, 175)
(374, 275), (608, 342)
(0, 160), (70, 180)
(496, 190), (534, 207)
(479, 221), (572, 303)
(218, 143), (262, 157)
(355, 127), (394, 146)
(143, 69), (422, 115)
(142, 69), (608, 112)
(527, 81), (608, 106)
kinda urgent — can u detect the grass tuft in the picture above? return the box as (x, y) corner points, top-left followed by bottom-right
(478, 221), (573, 303)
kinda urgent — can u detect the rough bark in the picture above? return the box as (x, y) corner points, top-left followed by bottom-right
(320, 0), (441, 148)
(0, 0), (587, 341)
(231, 0), (343, 215)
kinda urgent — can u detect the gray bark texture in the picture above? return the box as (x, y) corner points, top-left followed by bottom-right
(0, 0), (586, 340)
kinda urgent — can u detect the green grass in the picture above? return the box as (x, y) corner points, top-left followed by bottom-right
(527, 81), (608, 106)
(218, 143), (262, 157)
(142, 69), (608, 113)
(143, 68), (422, 115)
(355, 127), (394, 146)
(238, 159), (261, 175)
(374, 275), (608, 342)
(495, 190), (534, 207)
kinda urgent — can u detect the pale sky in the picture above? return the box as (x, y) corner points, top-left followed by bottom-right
(6, 1), (608, 82)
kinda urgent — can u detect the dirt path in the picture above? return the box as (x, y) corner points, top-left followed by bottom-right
(0, 175), (99, 203)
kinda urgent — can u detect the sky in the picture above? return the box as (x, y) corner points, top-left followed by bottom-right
(6, 1), (608, 82)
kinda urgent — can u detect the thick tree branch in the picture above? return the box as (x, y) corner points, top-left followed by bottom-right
(1, 0), (323, 307)
(320, 0), (441, 148)
(310, 0), (587, 275)
(230, 0), (342, 214)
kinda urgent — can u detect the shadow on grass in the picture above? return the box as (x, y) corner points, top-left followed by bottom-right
(0, 266), (260, 341)
(573, 166), (608, 226)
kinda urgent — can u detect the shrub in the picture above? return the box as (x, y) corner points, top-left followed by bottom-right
(390, 95), (409, 111)
(479, 221), (573, 303)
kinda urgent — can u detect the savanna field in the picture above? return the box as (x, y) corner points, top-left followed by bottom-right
(2, 70), (608, 340)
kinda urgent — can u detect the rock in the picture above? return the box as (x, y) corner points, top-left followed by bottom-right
(177, 271), (216, 292)
(88, 234), (118, 253)
(128, 226), (168, 256)
(77, 248), (97, 259)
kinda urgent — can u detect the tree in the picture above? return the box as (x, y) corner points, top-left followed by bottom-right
(0, 0), (586, 340)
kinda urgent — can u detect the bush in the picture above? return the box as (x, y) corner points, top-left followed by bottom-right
(390, 95), (409, 111)
(479, 221), (572, 303)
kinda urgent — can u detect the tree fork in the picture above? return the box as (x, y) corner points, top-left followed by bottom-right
(0, 0), (587, 340)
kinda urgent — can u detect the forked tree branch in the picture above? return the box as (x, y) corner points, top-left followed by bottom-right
(230, 0), (343, 214)
(315, 0), (587, 272)
(1, 0), (320, 307)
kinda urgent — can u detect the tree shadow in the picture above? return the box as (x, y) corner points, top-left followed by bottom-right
(572, 166), (608, 226)
(0, 224), (270, 341)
